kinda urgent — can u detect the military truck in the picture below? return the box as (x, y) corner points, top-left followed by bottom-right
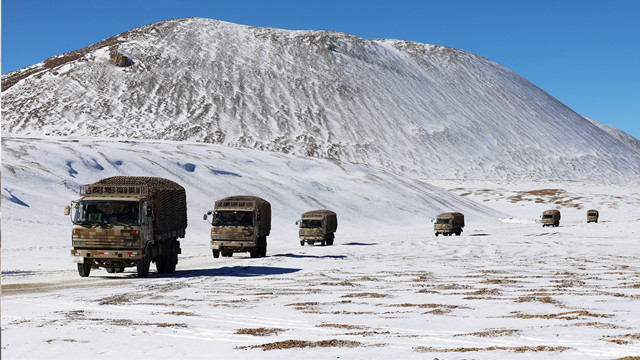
(587, 209), (599, 223)
(204, 196), (271, 258)
(297, 210), (338, 246)
(434, 212), (464, 236)
(65, 176), (187, 278)
(542, 209), (561, 227)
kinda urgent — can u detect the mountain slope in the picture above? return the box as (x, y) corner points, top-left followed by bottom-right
(2, 17), (639, 182)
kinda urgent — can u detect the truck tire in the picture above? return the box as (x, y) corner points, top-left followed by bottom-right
(455, 230), (461, 236)
(106, 267), (116, 273)
(137, 253), (150, 278)
(116, 267), (125, 273)
(212, 250), (220, 258)
(250, 247), (260, 258)
(321, 240), (326, 246)
(260, 237), (267, 257)
(156, 257), (168, 273)
(435, 232), (439, 237)
(327, 234), (334, 245)
(165, 241), (178, 273)
(78, 261), (91, 277)
(300, 241), (305, 246)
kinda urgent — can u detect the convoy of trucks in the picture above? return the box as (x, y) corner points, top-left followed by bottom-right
(64, 176), (605, 277)
(297, 210), (338, 246)
(204, 196), (271, 258)
(542, 209), (561, 227)
(434, 212), (465, 236)
(65, 176), (187, 278)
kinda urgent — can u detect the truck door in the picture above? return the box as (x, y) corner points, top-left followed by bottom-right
(141, 201), (153, 243)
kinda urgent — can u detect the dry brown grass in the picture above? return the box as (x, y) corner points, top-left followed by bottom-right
(341, 292), (388, 298)
(432, 283), (472, 290)
(466, 288), (502, 296)
(602, 333), (640, 345)
(316, 323), (369, 330)
(235, 339), (362, 351)
(387, 303), (462, 309)
(414, 345), (570, 353)
(235, 328), (285, 336)
(515, 296), (562, 305)
(566, 322), (623, 329)
(508, 310), (610, 320)
(165, 311), (197, 316)
(454, 328), (521, 337)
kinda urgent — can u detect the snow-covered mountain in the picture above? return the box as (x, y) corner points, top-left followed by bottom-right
(2, 17), (639, 182)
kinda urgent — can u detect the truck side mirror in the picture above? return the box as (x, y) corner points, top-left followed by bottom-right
(146, 207), (152, 217)
(64, 206), (71, 216)
(295, 220), (300, 225)
(203, 213), (208, 221)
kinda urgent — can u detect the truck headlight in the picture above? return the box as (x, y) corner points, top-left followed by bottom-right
(74, 241), (86, 246)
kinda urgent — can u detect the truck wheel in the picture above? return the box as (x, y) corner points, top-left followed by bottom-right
(250, 246), (260, 258)
(77, 261), (91, 277)
(212, 250), (220, 258)
(321, 240), (326, 246)
(166, 242), (178, 273)
(435, 232), (439, 237)
(116, 267), (125, 273)
(261, 239), (267, 257)
(156, 257), (167, 273)
(455, 231), (461, 236)
(137, 254), (150, 278)
(300, 241), (305, 246)
(106, 267), (116, 273)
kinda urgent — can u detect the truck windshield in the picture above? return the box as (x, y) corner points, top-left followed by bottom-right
(300, 219), (322, 228)
(588, 212), (597, 217)
(212, 211), (253, 226)
(435, 218), (451, 224)
(542, 214), (554, 219)
(73, 200), (139, 225)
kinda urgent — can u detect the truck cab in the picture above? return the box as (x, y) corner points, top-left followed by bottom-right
(542, 209), (561, 227)
(204, 196), (270, 259)
(434, 212), (464, 236)
(66, 178), (186, 278)
(297, 210), (337, 246)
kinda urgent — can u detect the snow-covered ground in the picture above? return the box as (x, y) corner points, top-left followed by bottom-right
(4, 18), (640, 183)
(2, 137), (640, 359)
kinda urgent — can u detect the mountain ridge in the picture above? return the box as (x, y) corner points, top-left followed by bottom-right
(2, 17), (639, 183)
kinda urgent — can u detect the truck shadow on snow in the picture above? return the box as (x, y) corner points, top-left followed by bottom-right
(273, 253), (347, 259)
(167, 266), (301, 278)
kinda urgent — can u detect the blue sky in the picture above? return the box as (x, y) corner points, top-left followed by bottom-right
(2, 0), (639, 139)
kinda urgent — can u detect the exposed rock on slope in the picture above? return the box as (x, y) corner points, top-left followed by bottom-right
(2, 17), (639, 182)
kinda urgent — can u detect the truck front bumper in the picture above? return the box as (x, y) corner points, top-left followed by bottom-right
(299, 235), (324, 241)
(71, 249), (142, 262)
(210, 240), (255, 251)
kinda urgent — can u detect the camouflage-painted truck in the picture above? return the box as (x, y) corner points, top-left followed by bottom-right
(542, 209), (561, 227)
(65, 176), (187, 278)
(434, 212), (465, 236)
(204, 196), (271, 258)
(297, 210), (338, 246)
(587, 209), (599, 223)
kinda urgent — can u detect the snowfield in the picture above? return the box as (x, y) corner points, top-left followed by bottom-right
(2, 137), (640, 359)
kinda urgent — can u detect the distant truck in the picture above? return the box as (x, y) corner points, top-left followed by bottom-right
(65, 176), (187, 278)
(542, 209), (561, 227)
(434, 212), (465, 236)
(587, 209), (599, 223)
(204, 196), (271, 258)
(297, 210), (338, 246)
